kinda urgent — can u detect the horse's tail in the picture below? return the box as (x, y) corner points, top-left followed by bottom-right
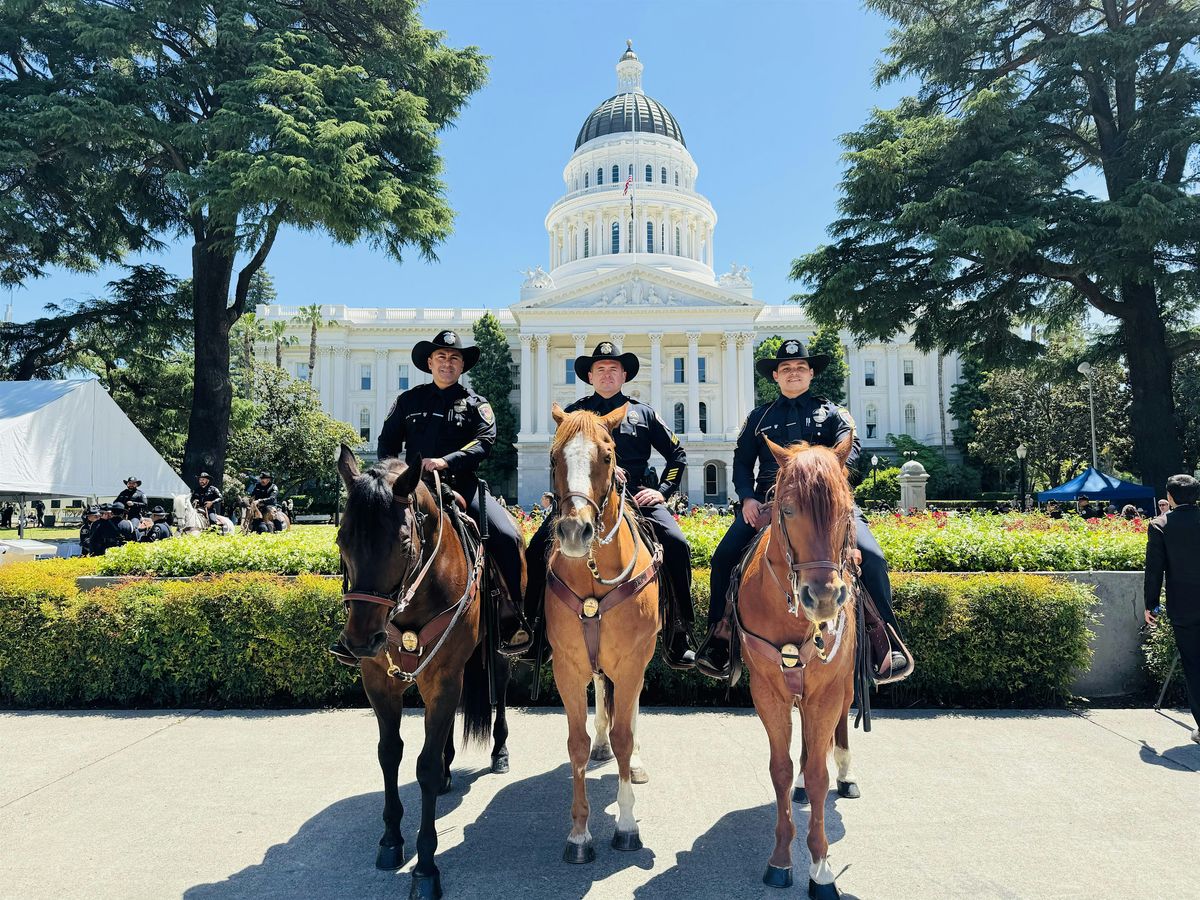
(459, 640), (494, 749)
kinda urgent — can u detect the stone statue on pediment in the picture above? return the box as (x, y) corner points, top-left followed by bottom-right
(521, 265), (555, 289)
(610, 285), (628, 306)
(630, 277), (643, 304)
(647, 285), (663, 305)
(717, 262), (752, 288)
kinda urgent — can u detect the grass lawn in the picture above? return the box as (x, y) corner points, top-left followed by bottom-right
(0, 526), (80, 542)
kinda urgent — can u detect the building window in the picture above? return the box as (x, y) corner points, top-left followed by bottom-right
(705, 463), (718, 497)
(646, 221), (654, 253)
(865, 405), (877, 439)
(360, 364), (371, 391)
(904, 403), (916, 437)
(699, 401), (708, 433)
(565, 359), (575, 385)
(611, 221), (620, 254)
(294, 362), (309, 382)
(612, 164), (619, 184)
(864, 360), (876, 387)
(596, 168), (603, 185)
(673, 357), (685, 383)
(398, 364), (410, 391)
(584, 172), (589, 188)
(359, 409), (371, 442)
(583, 227), (589, 259)
(628, 163), (633, 180)
(903, 360), (914, 386)
(660, 166), (667, 184)
(673, 402), (685, 434)
(698, 358), (707, 383)
(645, 164), (652, 182)
(674, 171), (679, 186)
(675, 226), (681, 255)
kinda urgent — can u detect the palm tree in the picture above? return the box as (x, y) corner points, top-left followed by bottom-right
(269, 320), (297, 369)
(292, 304), (338, 382)
(233, 312), (271, 396)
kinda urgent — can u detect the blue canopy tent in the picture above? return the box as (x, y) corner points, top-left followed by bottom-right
(1036, 467), (1156, 511)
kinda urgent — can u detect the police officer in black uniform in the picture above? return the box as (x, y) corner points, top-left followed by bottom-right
(248, 472), (280, 533)
(89, 503), (122, 554)
(524, 341), (697, 670)
(79, 506), (100, 556)
(139, 506), (173, 542)
(376, 329), (529, 652)
(115, 477), (147, 522)
(191, 472), (223, 525)
(695, 339), (910, 681)
(111, 502), (137, 543)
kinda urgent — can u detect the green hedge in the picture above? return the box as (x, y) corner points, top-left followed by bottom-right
(95, 529), (340, 576)
(0, 560), (1095, 709)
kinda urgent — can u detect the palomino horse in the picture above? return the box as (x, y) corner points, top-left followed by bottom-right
(736, 435), (859, 898)
(172, 495), (235, 535)
(545, 403), (661, 863)
(336, 446), (514, 900)
(241, 498), (291, 533)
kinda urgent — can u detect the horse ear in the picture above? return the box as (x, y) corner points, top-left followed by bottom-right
(393, 459), (422, 502)
(551, 403), (566, 426)
(833, 432), (855, 468)
(599, 403), (629, 433)
(337, 444), (360, 492)
(765, 436), (797, 469)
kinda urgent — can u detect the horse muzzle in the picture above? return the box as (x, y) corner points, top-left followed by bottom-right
(799, 579), (848, 625)
(555, 515), (595, 558)
(342, 628), (388, 659)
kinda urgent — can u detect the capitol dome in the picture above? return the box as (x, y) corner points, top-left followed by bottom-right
(575, 92), (686, 150)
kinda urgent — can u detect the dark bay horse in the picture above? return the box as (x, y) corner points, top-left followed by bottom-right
(336, 446), (513, 900)
(545, 404), (661, 863)
(736, 435), (859, 898)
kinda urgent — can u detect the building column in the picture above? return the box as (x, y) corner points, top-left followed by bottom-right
(686, 331), (701, 438)
(316, 346), (333, 413)
(519, 334), (533, 437)
(610, 331), (625, 352)
(737, 332), (756, 420)
(649, 333), (663, 413)
(887, 347), (902, 438)
(332, 347), (349, 422)
(374, 349), (389, 437)
(572, 332), (587, 399)
(536, 333), (551, 436)
(845, 339), (860, 425)
(723, 332), (739, 436)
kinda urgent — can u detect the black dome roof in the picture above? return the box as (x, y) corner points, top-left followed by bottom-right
(574, 92), (686, 151)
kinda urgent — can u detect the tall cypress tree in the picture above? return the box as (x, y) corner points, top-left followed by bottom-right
(470, 312), (518, 497)
(808, 324), (848, 405)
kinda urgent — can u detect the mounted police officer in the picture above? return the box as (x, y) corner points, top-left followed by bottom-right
(248, 471), (280, 533)
(139, 506), (173, 542)
(695, 339), (912, 682)
(376, 329), (530, 653)
(115, 476), (147, 522)
(524, 341), (698, 670)
(191, 472), (223, 525)
(79, 506), (100, 556)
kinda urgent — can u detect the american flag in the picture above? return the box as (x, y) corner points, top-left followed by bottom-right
(623, 174), (633, 195)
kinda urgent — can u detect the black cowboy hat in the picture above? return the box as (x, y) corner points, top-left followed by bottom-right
(110, 501), (126, 512)
(574, 340), (640, 383)
(412, 330), (480, 374)
(258, 471), (272, 480)
(198, 472), (212, 480)
(754, 338), (830, 378)
(124, 476), (142, 485)
(86, 506), (100, 516)
(150, 505), (166, 515)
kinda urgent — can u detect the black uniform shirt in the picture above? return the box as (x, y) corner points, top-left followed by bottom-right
(733, 392), (861, 501)
(191, 484), (223, 516)
(376, 382), (496, 495)
(116, 519), (137, 543)
(115, 488), (147, 519)
(249, 482), (279, 506)
(141, 521), (173, 542)
(89, 519), (122, 554)
(79, 521), (94, 555)
(564, 392), (687, 500)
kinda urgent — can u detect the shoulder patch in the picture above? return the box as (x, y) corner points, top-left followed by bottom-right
(838, 406), (856, 431)
(479, 402), (494, 425)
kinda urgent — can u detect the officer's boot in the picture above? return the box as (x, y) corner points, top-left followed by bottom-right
(695, 618), (733, 681)
(662, 579), (697, 671)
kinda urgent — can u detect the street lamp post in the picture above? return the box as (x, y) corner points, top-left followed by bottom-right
(1077, 361), (1099, 471)
(871, 454), (879, 494)
(1016, 443), (1028, 509)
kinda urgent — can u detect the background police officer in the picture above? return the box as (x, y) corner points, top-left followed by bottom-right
(139, 506), (173, 542)
(525, 341), (697, 670)
(248, 472), (280, 533)
(191, 472), (223, 525)
(89, 503), (122, 554)
(79, 506), (100, 556)
(696, 339), (910, 681)
(376, 329), (529, 651)
(115, 477), (147, 522)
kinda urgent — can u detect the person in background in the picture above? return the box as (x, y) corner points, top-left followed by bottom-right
(1144, 474), (1200, 745)
(0, 503), (12, 529)
(79, 506), (100, 556)
(89, 504), (122, 555)
(115, 477), (147, 521)
(110, 502), (137, 543)
(1158, 498), (1170, 517)
(247, 471), (280, 533)
(139, 506), (173, 542)
(191, 472), (223, 525)
(31, 499), (45, 527)
(1047, 500), (1063, 519)
(1121, 504), (1139, 521)
(1074, 494), (1097, 518)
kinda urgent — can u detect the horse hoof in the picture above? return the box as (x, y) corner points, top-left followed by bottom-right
(438, 774), (452, 795)
(562, 840), (596, 864)
(807, 877), (841, 899)
(491, 752), (510, 775)
(611, 829), (642, 851)
(763, 865), (794, 888)
(375, 840), (405, 870)
(793, 786), (808, 804)
(409, 871), (443, 900)
(590, 744), (614, 763)
(836, 780), (860, 799)
(630, 766), (649, 785)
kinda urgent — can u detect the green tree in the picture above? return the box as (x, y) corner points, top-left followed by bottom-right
(0, 1), (487, 485)
(854, 466), (900, 504)
(887, 434), (981, 500)
(230, 312), (269, 398)
(791, 1), (1200, 495)
(267, 320), (296, 369)
(291, 304), (338, 384)
(947, 352), (990, 461)
(470, 312), (517, 496)
(807, 324), (848, 404)
(1174, 352), (1200, 476)
(753, 335), (782, 406)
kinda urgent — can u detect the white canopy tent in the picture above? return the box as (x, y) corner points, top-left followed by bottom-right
(0, 380), (188, 534)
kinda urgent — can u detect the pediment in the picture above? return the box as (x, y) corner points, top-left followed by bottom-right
(514, 264), (761, 313)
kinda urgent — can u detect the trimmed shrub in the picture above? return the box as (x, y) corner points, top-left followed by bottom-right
(1143, 614), (1188, 707)
(96, 529), (340, 576)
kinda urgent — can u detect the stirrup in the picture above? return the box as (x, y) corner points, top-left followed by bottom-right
(498, 628), (533, 658)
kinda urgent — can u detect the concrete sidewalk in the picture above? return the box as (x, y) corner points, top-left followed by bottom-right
(1, 706), (1196, 899)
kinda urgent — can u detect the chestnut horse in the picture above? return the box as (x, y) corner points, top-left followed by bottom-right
(736, 436), (859, 898)
(336, 446), (514, 900)
(545, 403), (661, 863)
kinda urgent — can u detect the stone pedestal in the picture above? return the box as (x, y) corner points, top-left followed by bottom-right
(898, 460), (930, 512)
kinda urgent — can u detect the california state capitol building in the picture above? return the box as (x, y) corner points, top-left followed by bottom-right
(259, 44), (963, 507)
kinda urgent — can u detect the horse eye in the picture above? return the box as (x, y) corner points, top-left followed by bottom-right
(782, 505), (795, 517)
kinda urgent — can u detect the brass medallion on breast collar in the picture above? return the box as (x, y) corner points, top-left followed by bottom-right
(780, 643), (802, 668)
(582, 597), (600, 618)
(400, 630), (420, 652)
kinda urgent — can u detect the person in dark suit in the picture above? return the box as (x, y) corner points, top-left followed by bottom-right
(1144, 473), (1200, 744)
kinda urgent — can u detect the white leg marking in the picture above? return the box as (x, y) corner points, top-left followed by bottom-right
(810, 857), (836, 885)
(794, 771), (805, 790)
(629, 697), (644, 771)
(833, 745), (855, 783)
(567, 827), (593, 844)
(615, 778), (637, 833)
(563, 434), (595, 512)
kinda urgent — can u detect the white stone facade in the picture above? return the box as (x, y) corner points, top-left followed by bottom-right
(259, 46), (961, 506)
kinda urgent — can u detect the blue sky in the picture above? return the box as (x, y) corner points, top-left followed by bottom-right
(3, 0), (912, 323)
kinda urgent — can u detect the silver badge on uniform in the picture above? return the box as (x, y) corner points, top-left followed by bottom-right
(599, 342), (614, 355)
(785, 341), (800, 354)
(627, 411), (640, 425)
(812, 406), (829, 424)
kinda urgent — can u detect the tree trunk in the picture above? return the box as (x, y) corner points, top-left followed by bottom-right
(182, 238), (236, 486)
(308, 321), (317, 382)
(937, 352), (947, 458)
(1121, 281), (1183, 496)
(275, 339), (282, 369)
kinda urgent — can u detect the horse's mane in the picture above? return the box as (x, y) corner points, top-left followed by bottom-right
(550, 409), (612, 456)
(774, 445), (854, 535)
(343, 459), (428, 557)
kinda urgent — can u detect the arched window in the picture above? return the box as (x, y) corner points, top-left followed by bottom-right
(673, 403), (685, 434)
(584, 172), (589, 188)
(705, 464), (718, 497)
(612, 164), (619, 184)
(644, 164), (652, 182)
(583, 227), (589, 259)
(699, 402), (708, 433)
(646, 221), (654, 253)
(904, 403), (917, 437)
(359, 409), (371, 442)
(628, 163), (633, 180)
(596, 168), (603, 185)
(674, 170), (679, 186)
(611, 221), (620, 254)
(660, 166), (667, 184)
(865, 405), (878, 439)
(675, 226), (681, 256)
